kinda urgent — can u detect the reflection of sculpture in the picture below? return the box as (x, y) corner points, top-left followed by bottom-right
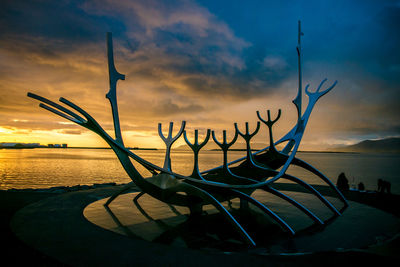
(28, 21), (348, 247)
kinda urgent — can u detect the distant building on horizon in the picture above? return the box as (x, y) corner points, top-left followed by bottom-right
(48, 143), (68, 148)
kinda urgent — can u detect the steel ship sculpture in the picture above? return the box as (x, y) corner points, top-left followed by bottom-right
(28, 21), (348, 247)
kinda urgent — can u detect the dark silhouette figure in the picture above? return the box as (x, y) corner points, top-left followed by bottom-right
(336, 172), (349, 191)
(378, 179), (391, 194)
(358, 182), (365, 191)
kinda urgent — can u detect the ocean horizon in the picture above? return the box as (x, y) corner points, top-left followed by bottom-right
(1, 148), (399, 194)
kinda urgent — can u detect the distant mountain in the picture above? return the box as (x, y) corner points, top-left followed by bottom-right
(334, 137), (400, 153)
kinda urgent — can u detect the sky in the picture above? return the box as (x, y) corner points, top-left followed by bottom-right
(0, 0), (399, 150)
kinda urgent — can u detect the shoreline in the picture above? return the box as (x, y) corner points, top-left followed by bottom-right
(4, 182), (121, 194)
(0, 147), (158, 150)
(3, 146), (400, 154)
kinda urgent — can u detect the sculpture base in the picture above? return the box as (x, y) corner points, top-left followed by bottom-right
(11, 186), (399, 265)
(84, 190), (398, 254)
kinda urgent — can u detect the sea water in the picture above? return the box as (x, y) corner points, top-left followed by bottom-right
(0, 148), (399, 194)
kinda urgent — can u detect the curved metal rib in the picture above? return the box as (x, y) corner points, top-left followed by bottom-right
(174, 182), (256, 247)
(291, 157), (348, 207)
(281, 174), (341, 216)
(263, 186), (324, 225)
(28, 93), (86, 123)
(38, 103), (82, 124)
(230, 189), (295, 235)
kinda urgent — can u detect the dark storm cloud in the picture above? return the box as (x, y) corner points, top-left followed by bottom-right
(82, 0), (292, 98)
(306, 2), (400, 86)
(0, 0), (123, 44)
(152, 99), (204, 115)
(0, 0), (295, 103)
(2, 0), (399, 100)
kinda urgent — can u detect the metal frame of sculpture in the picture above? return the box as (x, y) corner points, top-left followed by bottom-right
(28, 21), (348, 247)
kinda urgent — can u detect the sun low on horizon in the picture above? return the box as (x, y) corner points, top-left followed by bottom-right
(0, 0), (399, 151)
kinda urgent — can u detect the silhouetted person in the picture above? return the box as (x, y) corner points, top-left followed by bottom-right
(336, 172), (349, 191)
(378, 179), (391, 194)
(358, 182), (365, 191)
(378, 179), (383, 192)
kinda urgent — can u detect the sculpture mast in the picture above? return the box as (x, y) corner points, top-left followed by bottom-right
(282, 21), (304, 155)
(106, 32), (126, 145)
(293, 20), (304, 124)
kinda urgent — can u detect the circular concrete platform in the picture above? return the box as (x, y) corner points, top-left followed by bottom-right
(84, 190), (398, 254)
(10, 186), (400, 266)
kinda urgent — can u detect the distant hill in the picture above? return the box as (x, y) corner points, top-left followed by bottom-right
(334, 137), (400, 153)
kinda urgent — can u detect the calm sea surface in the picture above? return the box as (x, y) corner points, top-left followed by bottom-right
(0, 148), (399, 194)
